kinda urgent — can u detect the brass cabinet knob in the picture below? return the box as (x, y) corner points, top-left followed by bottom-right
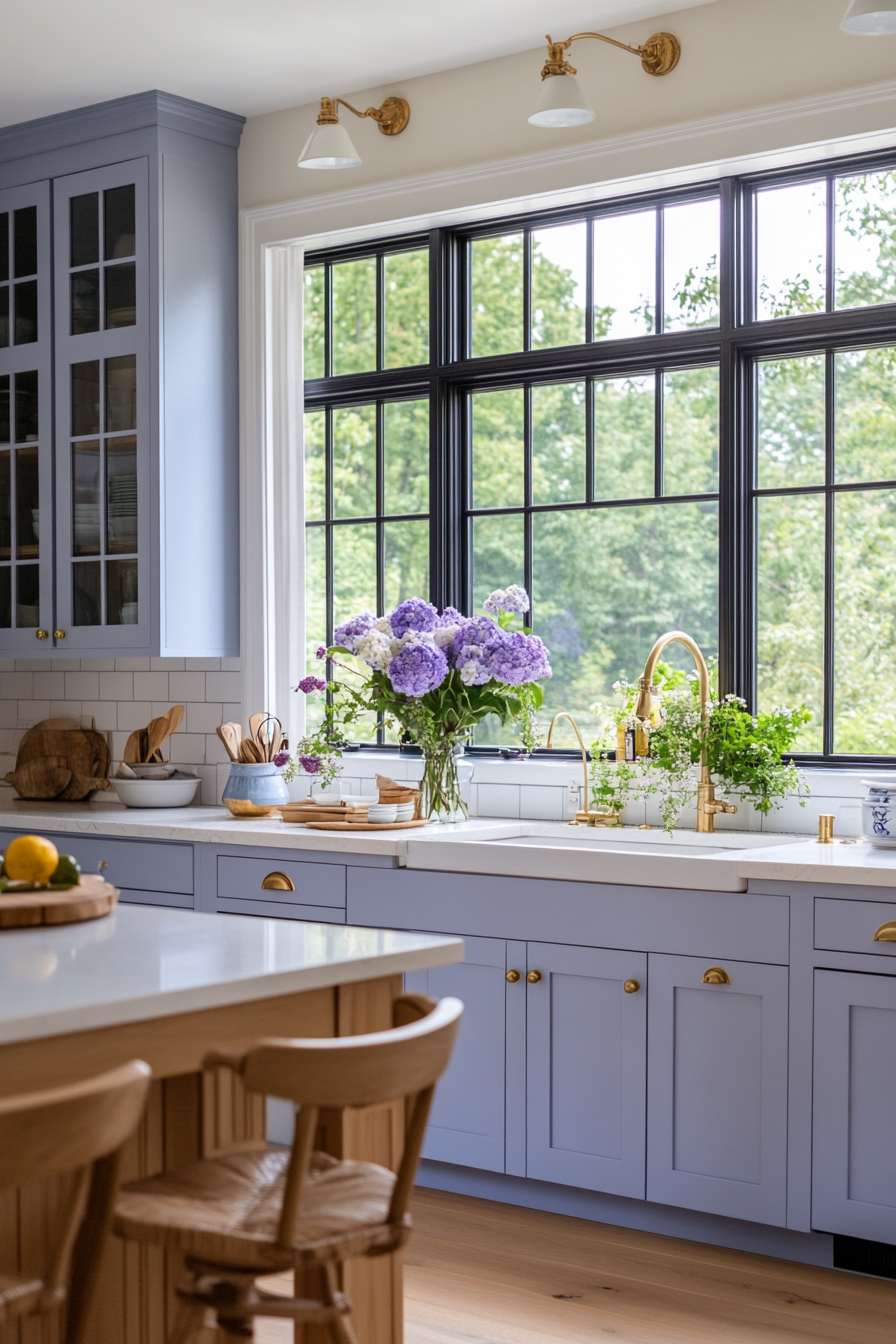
(54, 629), (66, 640)
(702, 966), (731, 985)
(261, 871), (296, 892)
(98, 861), (107, 871)
(624, 979), (641, 994)
(505, 969), (521, 983)
(873, 921), (896, 942)
(35, 629), (48, 639)
(527, 969), (543, 984)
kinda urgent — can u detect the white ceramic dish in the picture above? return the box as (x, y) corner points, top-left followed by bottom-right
(128, 763), (177, 779)
(113, 776), (201, 808)
(395, 802), (416, 821)
(312, 791), (343, 806)
(367, 804), (398, 823)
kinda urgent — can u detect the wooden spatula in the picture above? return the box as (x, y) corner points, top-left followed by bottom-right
(216, 725), (240, 762)
(123, 728), (148, 763)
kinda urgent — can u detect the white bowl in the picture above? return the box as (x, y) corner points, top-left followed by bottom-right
(129, 763), (176, 779)
(113, 776), (200, 808)
(395, 802), (416, 821)
(312, 792), (343, 806)
(367, 804), (398, 823)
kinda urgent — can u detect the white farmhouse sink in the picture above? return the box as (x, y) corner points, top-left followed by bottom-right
(405, 822), (806, 893)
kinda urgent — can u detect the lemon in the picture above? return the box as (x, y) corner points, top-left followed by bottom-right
(4, 835), (59, 884)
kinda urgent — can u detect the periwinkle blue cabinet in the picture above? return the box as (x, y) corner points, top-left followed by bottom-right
(0, 92), (244, 657)
(646, 954), (789, 1227)
(525, 943), (647, 1200)
(812, 969), (896, 1243)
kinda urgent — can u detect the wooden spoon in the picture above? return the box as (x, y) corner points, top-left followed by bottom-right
(216, 725), (239, 762)
(123, 728), (148, 763)
(145, 716), (171, 763)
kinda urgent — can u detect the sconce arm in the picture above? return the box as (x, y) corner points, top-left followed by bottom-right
(541, 30), (680, 79)
(323, 96), (410, 136)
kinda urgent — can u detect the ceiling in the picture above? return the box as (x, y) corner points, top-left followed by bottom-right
(1, 0), (718, 129)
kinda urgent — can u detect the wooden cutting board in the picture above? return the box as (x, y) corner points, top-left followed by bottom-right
(0, 874), (119, 929)
(301, 819), (432, 832)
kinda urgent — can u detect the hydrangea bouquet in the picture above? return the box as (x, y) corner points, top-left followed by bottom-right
(299, 586), (552, 820)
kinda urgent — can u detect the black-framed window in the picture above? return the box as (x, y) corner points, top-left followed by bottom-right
(303, 153), (896, 763)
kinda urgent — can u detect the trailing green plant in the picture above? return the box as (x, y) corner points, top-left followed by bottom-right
(589, 677), (811, 833)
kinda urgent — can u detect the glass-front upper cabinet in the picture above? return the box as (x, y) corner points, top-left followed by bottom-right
(53, 160), (148, 650)
(0, 182), (53, 649)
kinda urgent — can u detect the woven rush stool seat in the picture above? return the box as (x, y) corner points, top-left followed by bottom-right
(112, 993), (462, 1344)
(115, 1147), (399, 1270)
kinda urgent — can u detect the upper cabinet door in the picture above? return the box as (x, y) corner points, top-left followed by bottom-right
(813, 969), (896, 1244)
(52, 160), (150, 652)
(647, 952), (789, 1227)
(526, 942), (648, 1199)
(0, 181), (54, 651)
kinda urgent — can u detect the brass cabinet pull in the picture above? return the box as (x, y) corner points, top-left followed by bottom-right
(35, 629), (48, 639)
(506, 969), (521, 983)
(527, 969), (543, 984)
(261, 871), (296, 892)
(54, 629), (66, 640)
(624, 979), (641, 994)
(872, 921), (896, 942)
(98, 861), (107, 871)
(702, 966), (731, 985)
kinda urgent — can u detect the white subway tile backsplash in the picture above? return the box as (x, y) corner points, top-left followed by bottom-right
(117, 701), (154, 731)
(205, 733), (231, 765)
(50, 700), (75, 720)
(99, 671), (133, 700)
(79, 658), (116, 671)
(185, 658), (221, 671)
(220, 657), (241, 673)
(17, 700), (51, 723)
(520, 785), (564, 821)
(2, 674), (34, 698)
(33, 671), (65, 698)
(133, 671), (169, 701)
(171, 734), (208, 765)
(80, 701), (118, 731)
(186, 701), (225, 734)
(115, 657), (151, 671)
(151, 657), (184, 671)
(14, 660), (45, 673)
(169, 672), (206, 702)
(206, 671), (241, 700)
(64, 671), (99, 700)
(477, 783), (521, 818)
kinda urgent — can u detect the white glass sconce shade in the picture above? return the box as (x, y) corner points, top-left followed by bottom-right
(528, 74), (596, 128)
(297, 121), (362, 169)
(841, 0), (896, 33)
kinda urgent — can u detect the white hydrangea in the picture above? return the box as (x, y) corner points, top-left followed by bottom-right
(374, 615), (394, 635)
(356, 629), (399, 671)
(433, 623), (461, 648)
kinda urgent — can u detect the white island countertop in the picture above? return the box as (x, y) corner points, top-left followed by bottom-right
(738, 837), (896, 888)
(0, 904), (463, 1046)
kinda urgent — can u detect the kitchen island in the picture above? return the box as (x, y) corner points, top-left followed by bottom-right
(0, 902), (462, 1344)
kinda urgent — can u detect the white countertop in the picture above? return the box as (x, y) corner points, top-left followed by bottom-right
(0, 904), (463, 1046)
(738, 837), (896, 888)
(3, 801), (893, 890)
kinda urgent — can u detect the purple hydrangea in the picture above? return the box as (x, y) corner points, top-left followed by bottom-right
(389, 598), (440, 639)
(483, 585), (530, 617)
(299, 754), (321, 774)
(273, 750), (291, 768)
(297, 675), (326, 694)
(487, 630), (552, 685)
(333, 610), (377, 652)
(437, 605), (464, 627)
(388, 639), (448, 696)
(315, 645), (327, 660)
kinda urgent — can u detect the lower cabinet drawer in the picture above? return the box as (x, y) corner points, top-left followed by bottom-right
(0, 829), (193, 895)
(217, 897), (345, 923)
(216, 856), (346, 908)
(815, 897), (896, 959)
(118, 888), (194, 910)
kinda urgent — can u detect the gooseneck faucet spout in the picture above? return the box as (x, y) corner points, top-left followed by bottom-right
(547, 710), (621, 827)
(634, 631), (736, 834)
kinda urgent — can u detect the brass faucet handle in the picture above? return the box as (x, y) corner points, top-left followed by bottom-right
(703, 798), (737, 816)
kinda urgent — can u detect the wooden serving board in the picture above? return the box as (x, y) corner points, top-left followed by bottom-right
(301, 819), (432, 832)
(0, 874), (119, 929)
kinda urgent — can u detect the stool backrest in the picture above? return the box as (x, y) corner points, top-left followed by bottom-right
(229, 994), (462, 1250)
(0, 1060), (151, 1344)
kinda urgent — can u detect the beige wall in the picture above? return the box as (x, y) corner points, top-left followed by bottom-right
(239, 0), (896, 213)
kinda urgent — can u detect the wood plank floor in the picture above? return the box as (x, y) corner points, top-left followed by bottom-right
(256, 1187), (896, 1344)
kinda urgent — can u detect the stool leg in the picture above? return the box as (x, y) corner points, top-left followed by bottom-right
(322, 1265), (359, 1344)
(167, 1297), (207, 1344)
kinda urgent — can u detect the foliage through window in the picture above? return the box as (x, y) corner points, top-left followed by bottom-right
(302, 157), (896, 762)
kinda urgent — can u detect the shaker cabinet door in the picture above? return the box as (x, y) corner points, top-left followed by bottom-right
(52, 159), (151, 652)
(525, 942), (647, 1199)
(647, 952), (789, 1226)
(405, 934), (511, 1173)
(813, 969), (896, 1244)
(0, 181), (54, 653)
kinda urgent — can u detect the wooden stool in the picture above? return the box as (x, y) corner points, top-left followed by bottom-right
(0, 1059), (151, 1343)
(113, 993), (462, 1343)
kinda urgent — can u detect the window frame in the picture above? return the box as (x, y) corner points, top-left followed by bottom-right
(304, 146), (896, 765)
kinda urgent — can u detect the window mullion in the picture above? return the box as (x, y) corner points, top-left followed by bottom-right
(823, 348), (836, 757)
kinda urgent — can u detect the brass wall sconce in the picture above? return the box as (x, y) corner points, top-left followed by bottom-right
(529, 28), (680, 128)
(297, 95), (410, 170)
(841, 0), (896, 31)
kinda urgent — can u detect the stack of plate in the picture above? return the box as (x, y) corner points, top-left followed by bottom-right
(73, 503), (100, 550)
(108, 474), (137, 550)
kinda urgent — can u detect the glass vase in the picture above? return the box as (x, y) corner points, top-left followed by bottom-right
(420, 740), (468, 822)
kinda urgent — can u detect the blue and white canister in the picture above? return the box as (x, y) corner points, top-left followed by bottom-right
(862, 778), (896, 847)
(222, 762), (290, 818)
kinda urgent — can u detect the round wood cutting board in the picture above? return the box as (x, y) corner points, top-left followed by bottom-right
(0, 874), (120, 929)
